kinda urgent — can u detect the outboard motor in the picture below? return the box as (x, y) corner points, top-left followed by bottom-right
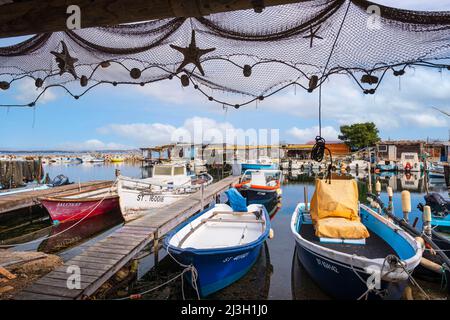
(50, 174), (70, 187)
(417, 192), (450, 217)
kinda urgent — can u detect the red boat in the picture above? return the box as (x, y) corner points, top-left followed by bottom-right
(39, 187), (119, 223)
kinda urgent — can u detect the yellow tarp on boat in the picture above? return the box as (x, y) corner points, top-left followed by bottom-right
(315, 217), (370, 239)
(310, 179), (369, 239)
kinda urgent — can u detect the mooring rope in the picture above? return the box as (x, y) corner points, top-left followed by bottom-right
(310, 2), (351, 183)
(349, 253), (431, 300)
(113, 264), (198, 300)
(0, 179), (119, 248)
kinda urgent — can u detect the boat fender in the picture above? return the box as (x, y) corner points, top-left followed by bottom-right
(420, 257), (442, 274)
(375, 181), (381, 194)
(401, 191), (411, 222)
(422, 206), (432, 237)
(387, 186), (393, 198)
(403, 286), (414, 300)
(414, 237), (425, 250)
(269, 228), (274, 239)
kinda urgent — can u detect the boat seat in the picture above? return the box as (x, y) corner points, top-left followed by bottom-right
(315, 217), (370, 239)
(251, 172), (267, 186)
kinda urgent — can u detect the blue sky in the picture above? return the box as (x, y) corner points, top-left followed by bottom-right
(0, 0), (449, 150)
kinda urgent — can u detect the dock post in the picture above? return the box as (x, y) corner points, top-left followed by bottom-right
(153, 232), (159, 267)
(200, 183), (205, 210)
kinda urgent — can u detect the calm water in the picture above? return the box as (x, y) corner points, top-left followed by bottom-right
(3, 163), (449, 299)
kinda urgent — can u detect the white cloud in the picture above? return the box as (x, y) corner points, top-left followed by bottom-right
(15, 78), (57, 104)
(97, 116), (279, 147)
(98, 116), (236, 146)
(402, 114), (448, 128)
(254, 68), (450, 131)
(97, 123), (177, 145)
(287, 126), (339, 143)
(58, 139), (130, 151)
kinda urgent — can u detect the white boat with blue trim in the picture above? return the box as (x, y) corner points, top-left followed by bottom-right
(290, 178), (423, 300)
(164, 201), (270, 297)
(117, 163), (213, 221)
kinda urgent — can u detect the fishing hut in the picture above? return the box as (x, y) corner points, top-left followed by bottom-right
(280, 142), (350, 160)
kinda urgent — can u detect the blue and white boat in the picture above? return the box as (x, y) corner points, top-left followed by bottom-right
(241, 156), (278, 171)
(376, 160), (397, 172)
(419, 193), (450, 233)
(290, 179), (422, 300)
(164, 202), (270, 297)
(235, 169), (282, 218)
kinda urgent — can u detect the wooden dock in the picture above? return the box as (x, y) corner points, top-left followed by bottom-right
(0, 181), (113, 215)
(14, 175), (239, 300)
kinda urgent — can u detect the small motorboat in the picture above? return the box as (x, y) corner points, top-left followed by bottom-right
(164, 195), (270, 297)
(39, 186), (119, 223)
(0, 174), (71, 196)
(234, 169), (282, 218)
(348, 160), (368, 171)
(399, 153), (423, 172)
(376, 160), (397, 172)
(368, 191), (450, 293)
(418, 193), (450, 233)
(110, 156), (125, 163)
(241, 156), (278, 171)
(291, 179), (422, 300)
(81, 155), (105, 163)
(117, 164), (213, 221)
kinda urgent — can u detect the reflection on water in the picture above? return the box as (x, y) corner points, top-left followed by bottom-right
(37, 210), (124, 254)
(291, 247), (330, 300)
(1, 163), (449, 299)
(125, 243), (273, 300)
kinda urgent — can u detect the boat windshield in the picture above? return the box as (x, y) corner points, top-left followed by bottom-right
(173, 166), (185, 175)
(154, 166), (173, 176)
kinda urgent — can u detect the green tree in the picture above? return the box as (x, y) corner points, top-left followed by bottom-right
(338, 122), (380, 150)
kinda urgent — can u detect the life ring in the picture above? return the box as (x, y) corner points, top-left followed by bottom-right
(405, 162), (412, 171)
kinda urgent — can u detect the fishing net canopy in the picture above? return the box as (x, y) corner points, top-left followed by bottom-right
(1, 0), (450, 108)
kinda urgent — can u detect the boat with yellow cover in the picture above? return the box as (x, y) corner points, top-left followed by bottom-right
(110, 156), (124, 163)
(290, 178), (423, 300)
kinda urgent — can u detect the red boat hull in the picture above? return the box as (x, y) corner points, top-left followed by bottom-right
(40, 196), (120, 223)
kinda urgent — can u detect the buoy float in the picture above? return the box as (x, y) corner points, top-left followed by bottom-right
(269, 228), (274, 239)
(375, 181), (381, 194)
(401, 190), (411, 222)
(422, 205), (432, 237)
(387, 186), (393, 198)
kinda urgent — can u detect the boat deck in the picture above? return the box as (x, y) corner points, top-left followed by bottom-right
(14, 175), (240, 300)
(300, 224), (396, 259)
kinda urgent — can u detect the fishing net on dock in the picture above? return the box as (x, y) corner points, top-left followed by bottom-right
(1, 0), (450, 108)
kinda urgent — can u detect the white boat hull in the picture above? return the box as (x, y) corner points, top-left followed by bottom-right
(118, 183), (189, 221)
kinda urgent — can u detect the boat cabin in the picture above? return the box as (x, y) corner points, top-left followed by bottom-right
(240, 169), (282, 187)
(151, 164), (190, 185)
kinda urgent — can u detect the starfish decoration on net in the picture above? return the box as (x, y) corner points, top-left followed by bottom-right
(170, 30), (216, 76)
(303, 25), (323, 48)
(50, 41), (79, 79)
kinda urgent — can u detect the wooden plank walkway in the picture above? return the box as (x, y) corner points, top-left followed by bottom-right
(15, 175), (239, 300)
(0, 181), (113, 215)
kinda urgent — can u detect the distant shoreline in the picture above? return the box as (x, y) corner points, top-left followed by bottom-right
(0, 149), (138, 154)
